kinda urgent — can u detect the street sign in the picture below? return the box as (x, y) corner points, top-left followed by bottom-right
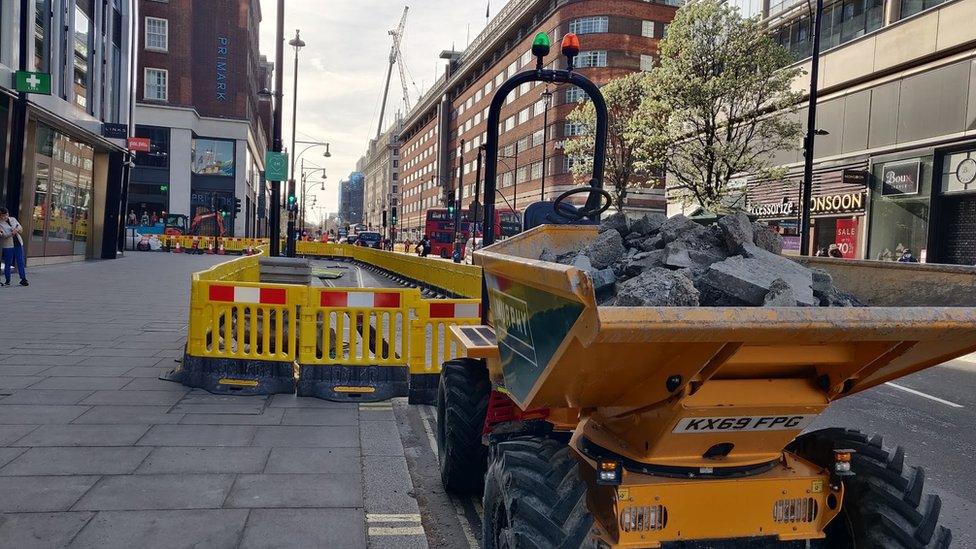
(15, 71), (51, 95)
(127, 137), (151, 152)
(265, 151), (288, 181)
(102, 123), (128, 139)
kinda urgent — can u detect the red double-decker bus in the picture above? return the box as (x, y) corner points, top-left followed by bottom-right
(423, 208), (521, 258)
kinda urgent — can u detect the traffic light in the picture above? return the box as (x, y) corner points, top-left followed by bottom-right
(286, 179), (297, 211)
(234, 198), (242, 215)
(391, 207), (397, 226)
(447, 196), (456, 216)
(382, 211), (387, 228)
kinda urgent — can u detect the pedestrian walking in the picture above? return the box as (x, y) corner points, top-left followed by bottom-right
(0, 207), (28, 287)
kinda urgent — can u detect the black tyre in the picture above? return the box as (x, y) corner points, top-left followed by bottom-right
(789, 428), (951, 549)
(483, 436), (593, 549)
(436, 358), (490, 494)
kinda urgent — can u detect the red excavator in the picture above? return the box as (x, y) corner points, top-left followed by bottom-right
(164, 211), (227, 237)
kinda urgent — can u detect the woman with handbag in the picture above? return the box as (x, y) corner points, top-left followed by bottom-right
(0, 207), (29, 287)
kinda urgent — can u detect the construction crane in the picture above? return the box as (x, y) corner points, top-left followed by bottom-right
(376, 6), (417, 139)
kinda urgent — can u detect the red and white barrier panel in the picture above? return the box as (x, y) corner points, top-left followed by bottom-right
(208, 285), (287, 305)
(429, 302), (481, 319)
(320, 291), (402, 309)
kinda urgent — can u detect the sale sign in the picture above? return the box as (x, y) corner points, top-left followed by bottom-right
(835, 218), (859, 259)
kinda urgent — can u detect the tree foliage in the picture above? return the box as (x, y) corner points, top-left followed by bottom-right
(655, 0), (803, 211)
(563, 72), (669, 212)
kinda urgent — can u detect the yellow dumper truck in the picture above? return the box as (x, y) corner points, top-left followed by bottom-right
(434, 32), (976, 549)
(439, 225), (975, 548)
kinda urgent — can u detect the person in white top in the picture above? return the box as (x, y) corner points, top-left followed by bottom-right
(0, 207), (28, 287)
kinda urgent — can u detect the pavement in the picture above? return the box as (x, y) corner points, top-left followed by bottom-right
(1, 252), (975, 548)
(0, 253), (427, 549)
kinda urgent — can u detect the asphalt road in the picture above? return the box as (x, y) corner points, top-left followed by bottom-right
(398, 358), (976, 549)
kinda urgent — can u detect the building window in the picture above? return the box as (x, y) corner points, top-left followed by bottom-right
(777, 0), (884, 60)
(565, 87), (584, 103)
(642, 20), (655, 38)
(144, 68), (168, 101)
(565, 122), (585, 137)
(531, 162), (543, 180)
(900, 0), (948, 20)
(563, 156), (576, 173)
(134, 125), (170, 168)
(640, 54), (654, 72)
(532, 129), (545, 147)
(569, 16), (609, 35)
(576, 50), (607, 68)
(34, 0), (52, 72)
(191, 138), (235, 176)
(145, 17), (168, 52)
(73, 0), (93, 112)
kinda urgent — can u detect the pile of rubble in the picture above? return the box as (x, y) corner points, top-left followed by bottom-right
(541, 211), (863, 307)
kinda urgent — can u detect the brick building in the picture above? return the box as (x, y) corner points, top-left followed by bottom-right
(131, 0), (271, 237)
(395, 0), (678, 241)
(362, 118), (402, 238)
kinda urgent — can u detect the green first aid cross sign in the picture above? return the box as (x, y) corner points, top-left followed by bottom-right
(15, 71), (52, 95)
(265, 151), (288, 182)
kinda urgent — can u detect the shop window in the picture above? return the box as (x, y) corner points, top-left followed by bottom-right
(941, 149), (976, 194)
(868, 156), (932, 262)
(134, 125), (170, 168)
(813, 217), (860, 258)
(191, 137), (235, 176)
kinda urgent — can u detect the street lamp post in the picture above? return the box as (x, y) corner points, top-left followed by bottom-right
(269, 0), (285, 256)
(540, 87), (553, 201)
(299, 161), (327, 235)
(285, 29), (306, 258)
(799, 0), (825, 256)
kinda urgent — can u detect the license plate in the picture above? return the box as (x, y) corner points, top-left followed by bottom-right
(672, 415), (816, 433)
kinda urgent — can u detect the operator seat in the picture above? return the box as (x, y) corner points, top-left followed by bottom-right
(522, 201), (600, 231)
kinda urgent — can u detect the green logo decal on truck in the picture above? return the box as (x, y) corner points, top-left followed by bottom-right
(486, 274), (584, 403)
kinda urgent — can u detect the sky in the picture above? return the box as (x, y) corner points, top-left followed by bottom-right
(258, 0), (497, 221)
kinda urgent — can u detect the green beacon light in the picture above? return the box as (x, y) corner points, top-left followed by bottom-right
(532, 32), (551, 69)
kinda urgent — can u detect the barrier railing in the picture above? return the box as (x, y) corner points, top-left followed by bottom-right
(179, 248), (485, 402)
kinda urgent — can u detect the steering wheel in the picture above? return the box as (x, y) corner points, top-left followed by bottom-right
(552, 185), (613, 222)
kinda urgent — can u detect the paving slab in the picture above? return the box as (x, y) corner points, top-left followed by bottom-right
(0, 364), (53, 375)
(137, 424), (258, 447)
(362, 420), (408, 456)
(225, 473), (363, 508)
(264, 447), (362, 474)
(0, 511), (94, 548)
(0, 376), (43, 390)
(41, 366), (137, 378)
(0, 475), (100, 512)
(0, 446), (152, 475)
(0, 389), (94, 405)
(0, 405), (90, 425)
(251, 425), (360, 448)
(29, 377), (130, 391)
(11, 424), (151, 447)
(280, 407), (360, 426)
(70, 405), (184, 425)
(240, 508), (367, 549)
(136, 446), (270, 474)
(69, 509), (248, 549)
(0, 425), (38, 444)
(120, 378), (189, 392)
(178, 409), (286, 426)
(73, 474), (235, 511)
(0, 446), (28, 468)
(78, 390), (185, 406)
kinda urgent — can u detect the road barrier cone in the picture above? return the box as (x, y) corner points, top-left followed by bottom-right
(173, 240), (183, 253)
(218, 241), (226, 255)
(207, 241), (215, 255)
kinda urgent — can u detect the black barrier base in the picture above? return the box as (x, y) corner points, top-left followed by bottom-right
(408, 373), (439, 405)
(164, 354), (296, 395)
(297, 364), (408, 402)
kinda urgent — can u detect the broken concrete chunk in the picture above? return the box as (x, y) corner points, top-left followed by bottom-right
(630, 212), (667, 237)
(614, 268), (700, 307)
(659, 214), (705, 244)
(591, 268), (618, 296)
(763, 278), (797, 306)
(624, 249), (666, 277)
(570, 253), (594, 272)
(638, 235), (665, 252)
(701, 253), (816, 306)
(752, 222), (784, 255)
(598, 212), (630, 237)
(664, 241), (694, 269)
(717, 211), (755, 254)
(582, 229), (626, 269)
(539, 248), (557, 263)
(811, 268), (833, 294)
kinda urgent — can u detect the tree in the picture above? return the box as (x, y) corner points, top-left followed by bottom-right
(563, 72), (669, 212)
(655, 0), (803, 212)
